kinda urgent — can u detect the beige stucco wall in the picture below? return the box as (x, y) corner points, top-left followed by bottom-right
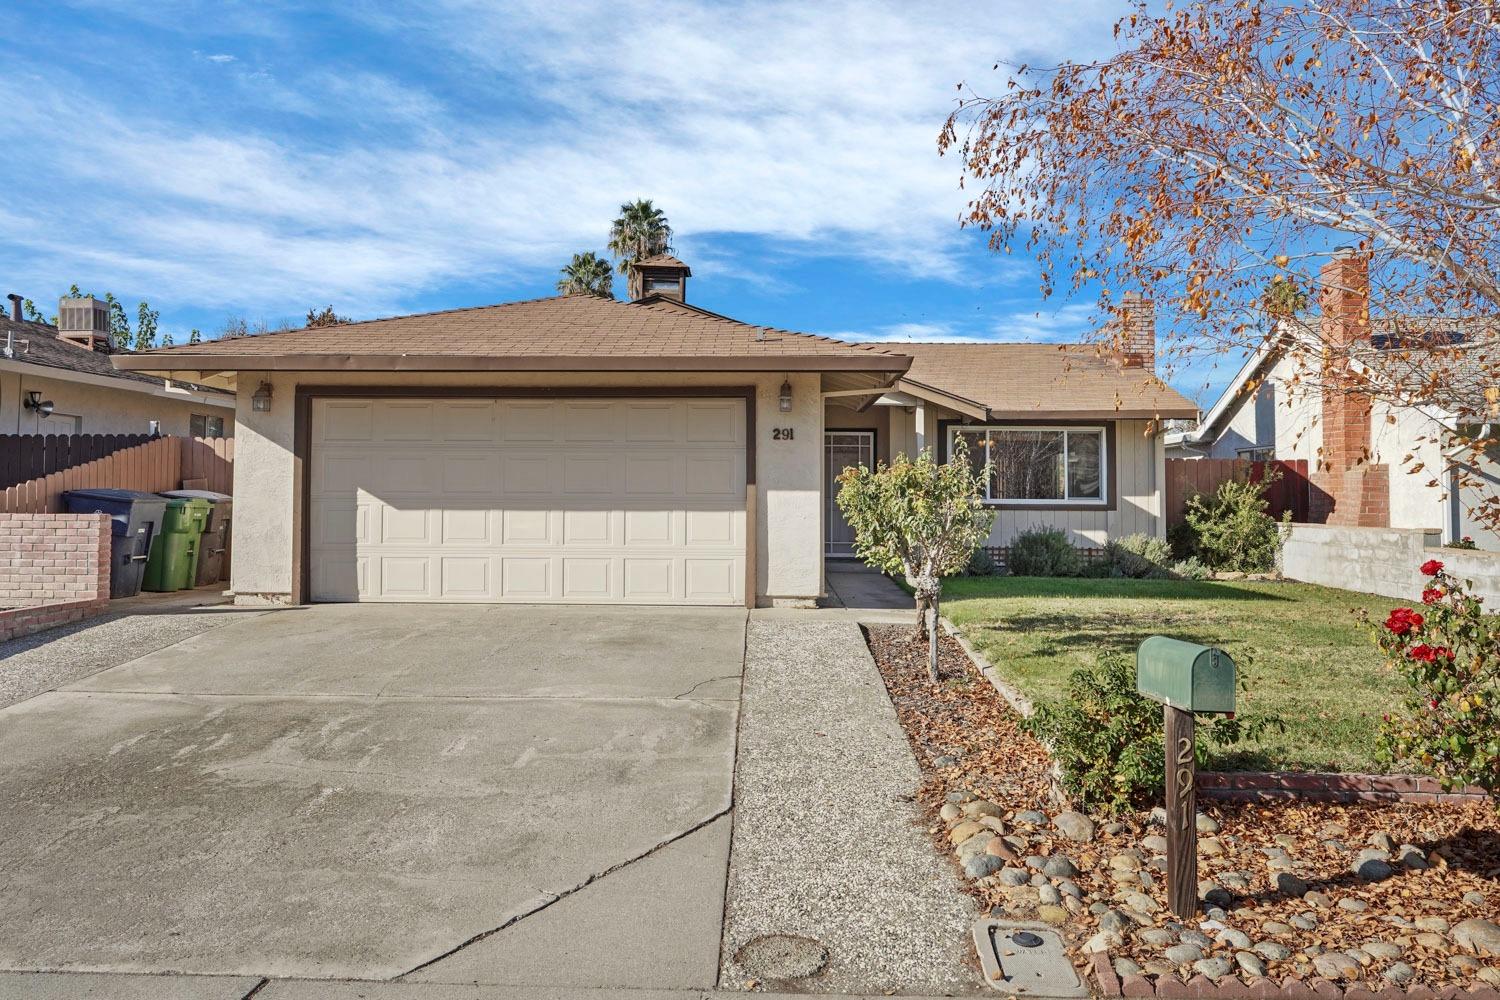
(887, 406), (1167, 546)
(230, 370), (824, 606)
(0, 366), (234, 437)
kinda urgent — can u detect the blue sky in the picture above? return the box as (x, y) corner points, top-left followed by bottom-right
(1, 0), (1241, 403)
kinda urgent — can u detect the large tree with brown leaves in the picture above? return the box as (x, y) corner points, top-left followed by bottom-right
(942, 0), (1500, 528)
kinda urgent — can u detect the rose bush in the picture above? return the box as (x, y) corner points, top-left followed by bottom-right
(1376, 560), (1500, 798)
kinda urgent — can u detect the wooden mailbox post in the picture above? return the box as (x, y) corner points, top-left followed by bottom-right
(1136, 636), (1237, 919)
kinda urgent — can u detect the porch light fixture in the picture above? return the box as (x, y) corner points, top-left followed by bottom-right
(779, 378), (793, 413)
(251, 380), (274, 412)
(1486, 386), (1500, 419)
(22, 390), (54, 418)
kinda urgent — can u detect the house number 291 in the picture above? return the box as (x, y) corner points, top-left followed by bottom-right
(772, 427), (795, 441)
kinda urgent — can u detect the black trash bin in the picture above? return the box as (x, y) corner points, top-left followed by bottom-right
(160, 489), (232, 587)
(62, 488), (169, 599)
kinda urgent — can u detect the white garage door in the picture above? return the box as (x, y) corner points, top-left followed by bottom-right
(309, 397), (747, 605)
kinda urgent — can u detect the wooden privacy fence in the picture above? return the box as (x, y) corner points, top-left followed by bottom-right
(0, 433), (154, 489)
(0, 436), (233, 514)
(179, 436), (234, 494)
(1165, 458), (1313, 527)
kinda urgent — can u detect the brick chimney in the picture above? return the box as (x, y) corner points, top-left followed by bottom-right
(1310, 247), (1389, 526)
(1117, 291), (1155, 370)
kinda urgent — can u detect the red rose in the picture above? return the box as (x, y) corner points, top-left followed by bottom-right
(1433, 646), (1454, 661)
(1421, 587), (1444, 605)
(1384, 608), (1424, 636)
(1420, 559), (1444, 577)
(1409, 644), (1450, 663)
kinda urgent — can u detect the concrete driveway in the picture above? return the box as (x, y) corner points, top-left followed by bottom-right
(0, 604), (744, 986)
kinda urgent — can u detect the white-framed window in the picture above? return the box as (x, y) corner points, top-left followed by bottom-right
(950, 425), (1108, 505)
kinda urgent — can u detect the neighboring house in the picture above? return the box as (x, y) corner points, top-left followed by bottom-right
(1, 295), (235, 437)
(115, 258), (1196, 608)
(1165, 250), (1499, 549)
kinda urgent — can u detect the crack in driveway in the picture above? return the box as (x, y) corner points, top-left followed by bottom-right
(394, 805), (734, 981)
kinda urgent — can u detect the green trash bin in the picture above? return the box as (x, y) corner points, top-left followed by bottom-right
(143, 497), (212, 592)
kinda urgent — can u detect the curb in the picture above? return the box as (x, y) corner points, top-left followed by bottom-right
(938, 615), (1035, 717)
(1091, 953), (1500, 1000)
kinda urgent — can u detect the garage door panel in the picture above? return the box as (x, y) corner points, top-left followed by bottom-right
(562, 402), (616, 442)
(562, 509), (613, 546)
(623, 558), (673, 600)
(436, 400), (495, 442)
(310, 397), (744, 605)
(374, 401), (435, 442)
(439, 556), (491, 598)
(441, 509), (491, 545)
(561, 558), (612, 599)
(380, 507), (432, 544)
(501, 402), (557, 442)
(378, 556), (431, 598)
(624, 402), (677, 442)
(500, 557), (552, 599)
(502, 454), (556, 495)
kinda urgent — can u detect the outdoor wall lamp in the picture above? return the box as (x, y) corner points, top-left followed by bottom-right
(251, 380), (274, 412)
(779, 378), (793, 413)
(23, 390), (54, 418)
(1487, 386), (1499, 419)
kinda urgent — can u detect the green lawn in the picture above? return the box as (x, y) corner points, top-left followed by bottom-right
(939, 576), (1411, 773)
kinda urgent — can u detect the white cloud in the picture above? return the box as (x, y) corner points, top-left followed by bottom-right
(1, 0), (1125, 314)
(202, 53), (236, 64)
(990, 303), (1102, 343)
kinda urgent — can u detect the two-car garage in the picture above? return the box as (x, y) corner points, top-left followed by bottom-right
(307, 395), (749, 605)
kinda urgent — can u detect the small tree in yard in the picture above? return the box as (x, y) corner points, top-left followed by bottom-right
(1376, 560), (1500, 799)
(835, 441), (994, 681)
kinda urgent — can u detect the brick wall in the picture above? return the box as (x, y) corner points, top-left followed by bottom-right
(0, 512), (112, 643)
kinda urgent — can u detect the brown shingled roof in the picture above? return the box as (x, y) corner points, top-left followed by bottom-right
(114, 294), (907, 373)
(886, 342), (1198, 420)
(633, 253), (691, 272)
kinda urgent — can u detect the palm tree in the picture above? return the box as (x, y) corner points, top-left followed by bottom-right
(556, 251), (615, 298)
(607, 199), (672, 275)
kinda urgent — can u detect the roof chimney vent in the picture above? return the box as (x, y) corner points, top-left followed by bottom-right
(628, 254), (692, 303)
(57, 296), (113, 353)
(6, 294), (21, 323)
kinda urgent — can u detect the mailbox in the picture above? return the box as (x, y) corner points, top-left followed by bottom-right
(1136, 636), (1236, 714)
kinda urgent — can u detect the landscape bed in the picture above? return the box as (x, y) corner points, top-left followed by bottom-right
(864, 624), (1500, 996)
(938, 576), (1410, 773)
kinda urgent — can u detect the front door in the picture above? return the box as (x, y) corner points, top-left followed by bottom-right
(825, 430), (874, 557)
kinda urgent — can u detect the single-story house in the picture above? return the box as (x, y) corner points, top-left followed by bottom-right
(2, 295), (234, 437)
(115, 258), (1196, 607)
(1165, 250), (1499, 549)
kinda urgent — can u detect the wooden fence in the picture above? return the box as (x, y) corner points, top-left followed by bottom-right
(179, 436), (234, 494)
(0, 433), (154, 490)
(0, 436), (233, 514)
(1165, 458), (1313, 527)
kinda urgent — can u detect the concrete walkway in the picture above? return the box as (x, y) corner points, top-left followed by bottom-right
(823, 562), (912, 612)
(721, 616), (981, 994)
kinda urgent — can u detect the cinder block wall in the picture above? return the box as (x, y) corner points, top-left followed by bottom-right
(1281, 523), (1500, 604)
(0, 513), (112, 642)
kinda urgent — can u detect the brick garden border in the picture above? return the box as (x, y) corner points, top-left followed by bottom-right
(1092, 952), (1500, 1000)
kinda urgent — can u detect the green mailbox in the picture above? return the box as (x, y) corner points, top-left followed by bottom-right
(1136, 636), (1237, 715)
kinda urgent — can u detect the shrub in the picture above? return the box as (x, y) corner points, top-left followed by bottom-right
(1167, 519), (1200, 561)
(1375, 560), (1500, 796)
(1007, 528), (1083, 577)
(1184, 475), (1285, 572)
(1106, 533), (1174, 578)
(966, 547), (998, 576)
(1446, 535), (1478, 550)
(1170, 556), (1213, 580)
(1025, 652), (1283, 813)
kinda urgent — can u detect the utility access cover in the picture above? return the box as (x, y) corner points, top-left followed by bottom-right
(972, 920), (1088, 996)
